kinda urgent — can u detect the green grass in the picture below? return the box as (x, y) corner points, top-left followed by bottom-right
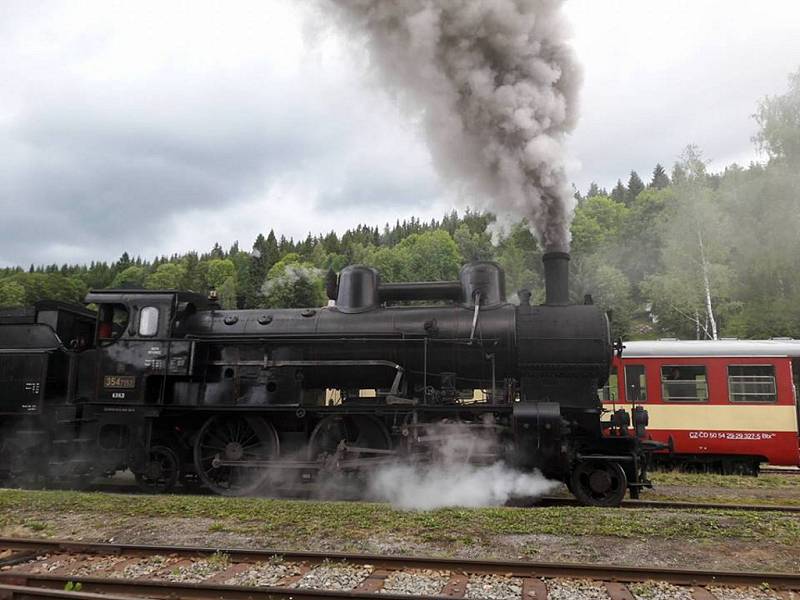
(0, 488), (798, 546)
(21, 519), (52, 533)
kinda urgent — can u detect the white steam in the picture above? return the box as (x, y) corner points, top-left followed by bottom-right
(368, 462), (558, 510)
(327, 0), (582, 252)
(366, 420), (558, 510)
(260, 264), (323, 298)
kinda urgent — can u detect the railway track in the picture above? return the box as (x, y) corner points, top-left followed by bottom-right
(534, 496), (800, 513)
(761, 467), (800, 476)
(0, 537), (797, 600)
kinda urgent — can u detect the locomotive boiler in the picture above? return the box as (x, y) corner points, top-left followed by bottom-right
(0, 252), (652, 506)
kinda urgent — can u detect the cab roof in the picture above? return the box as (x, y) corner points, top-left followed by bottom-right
(85, 289), (210, 308)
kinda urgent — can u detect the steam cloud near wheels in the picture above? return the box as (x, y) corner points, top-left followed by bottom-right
(327, 0), (582, 252)
(366, 420), (559, 509)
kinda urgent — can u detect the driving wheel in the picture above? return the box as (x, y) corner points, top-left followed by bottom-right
(307, 415), (391, 465)
(193, 415), (279, 496)
(569, 460), (628, 507)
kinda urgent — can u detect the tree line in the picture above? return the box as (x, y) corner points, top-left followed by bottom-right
(2, 69), (799, 341)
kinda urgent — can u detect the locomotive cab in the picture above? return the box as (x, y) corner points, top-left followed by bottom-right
(79, 290), (206, 484)
(85, 290), (205, 405)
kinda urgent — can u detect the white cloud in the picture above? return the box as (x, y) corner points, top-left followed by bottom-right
(564, 0), (800, 189)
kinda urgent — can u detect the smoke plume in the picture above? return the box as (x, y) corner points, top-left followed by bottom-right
(327, 0), (582, 252)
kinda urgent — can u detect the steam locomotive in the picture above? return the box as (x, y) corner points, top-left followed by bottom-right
(0, 252), (653, 506)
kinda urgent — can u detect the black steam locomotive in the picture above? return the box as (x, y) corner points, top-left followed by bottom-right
(0, 252), (652, 506)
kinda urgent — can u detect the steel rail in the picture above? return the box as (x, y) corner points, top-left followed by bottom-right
(0, 578), (445, 600)
(0, 537), (798, 589)
(761, 467), (800, 476)
(0, 584), (144, 600)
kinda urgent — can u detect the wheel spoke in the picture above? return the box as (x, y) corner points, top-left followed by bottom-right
(240, 432), (258, 446)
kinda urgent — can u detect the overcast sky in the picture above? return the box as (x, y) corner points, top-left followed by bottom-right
(2, 0), (799, 267)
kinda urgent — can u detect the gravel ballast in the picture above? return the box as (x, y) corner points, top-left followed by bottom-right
(547, 577), (610, 600)
(629, 580), (694, 600)
(115, 555), (177, 578)
(224, 560), (304, 587)
(465, 574), (523, 599)
(293, 563), (372, 590)
(381, 569), (450, 595)
(708, 585), (781, 600)
(160, 554), (230, 583)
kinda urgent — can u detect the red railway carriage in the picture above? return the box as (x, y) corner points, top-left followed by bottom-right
(604, 340), (800, 473)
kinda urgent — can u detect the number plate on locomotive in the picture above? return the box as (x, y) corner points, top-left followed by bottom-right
(103, 375), (136, 389)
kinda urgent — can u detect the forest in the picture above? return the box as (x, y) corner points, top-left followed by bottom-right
(1, 69), (798, 341)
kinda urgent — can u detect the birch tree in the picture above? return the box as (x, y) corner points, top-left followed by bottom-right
(640, 148), (736, 339)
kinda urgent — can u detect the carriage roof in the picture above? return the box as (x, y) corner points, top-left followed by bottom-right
(620, 339), (800, 358)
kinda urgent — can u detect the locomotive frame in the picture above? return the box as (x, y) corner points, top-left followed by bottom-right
(0, 253), (654, 506)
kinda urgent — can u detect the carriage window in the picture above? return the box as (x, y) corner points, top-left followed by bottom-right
(661, 365), (708, 402)
(625, 364), (647, 402)
(728, 365), (776, 403)
(599, 366), (618, 401)
(138, 306), (159, 337)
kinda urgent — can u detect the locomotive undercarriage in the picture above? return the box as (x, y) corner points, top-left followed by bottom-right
(128, 391), (651, 506)
(175, 406), (512, 498)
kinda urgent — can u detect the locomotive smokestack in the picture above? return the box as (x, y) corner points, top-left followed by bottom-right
(543, 252), (570, 305)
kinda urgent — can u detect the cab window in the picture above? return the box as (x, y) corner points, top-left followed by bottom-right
(599, 366), (618, 401)
(661, 365), (708, 402)
(98, 304), (129, 341)
(624, 364), (647, 402)
(728, 365), (776, 403)
(138, 306), (159, 337)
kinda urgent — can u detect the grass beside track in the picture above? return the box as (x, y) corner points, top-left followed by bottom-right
(0, 488), (798, 546)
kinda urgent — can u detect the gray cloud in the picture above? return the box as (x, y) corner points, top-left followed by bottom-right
(0, 1), (443, 266)
(1, 0), (800, 266)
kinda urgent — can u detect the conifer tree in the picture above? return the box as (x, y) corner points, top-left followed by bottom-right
(650, 163), (670, 189)
(209, 243), (224, 259)
(586, 182), (601, 198)
(264, 230), (280, 268)
(610, 179), (627, 204)
(626, 171), (645, 204)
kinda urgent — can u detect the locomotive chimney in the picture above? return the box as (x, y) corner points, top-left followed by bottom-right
(542, 252), (570, 305)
